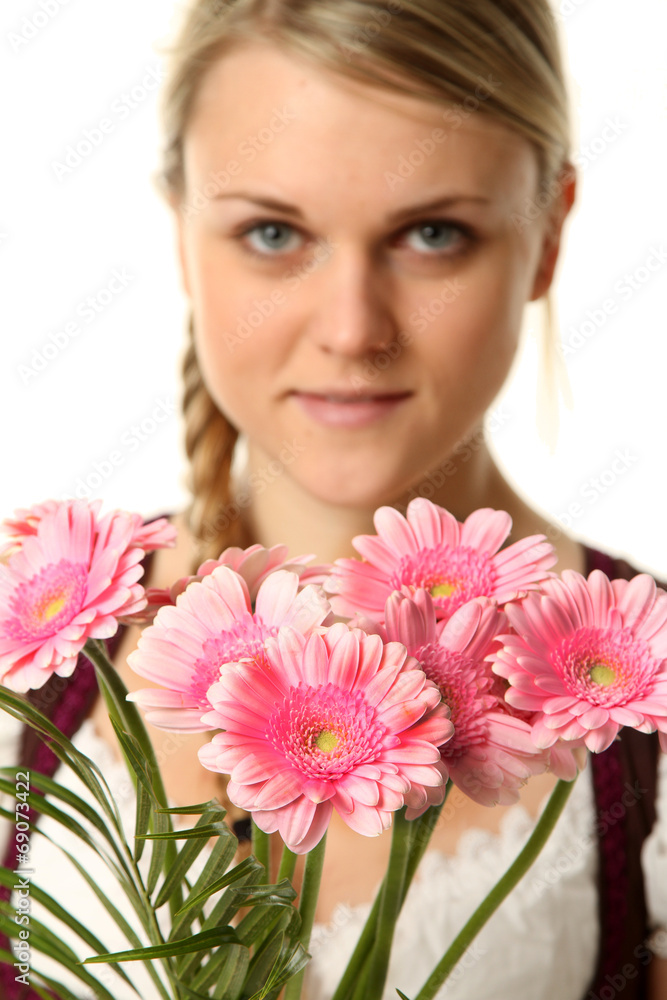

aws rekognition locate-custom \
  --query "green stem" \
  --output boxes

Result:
[251,821,270,884]
[278,844,298,883]
[283,832,328,1000]
[413,779,576,1000]
[330,892,380,1000]
[331,798,447,1000]
[360,808,413,1000]
[402,798,446,898]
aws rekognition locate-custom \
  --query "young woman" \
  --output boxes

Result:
[3,1,666,998]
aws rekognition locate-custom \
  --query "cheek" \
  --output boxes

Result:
[419,260,525,400]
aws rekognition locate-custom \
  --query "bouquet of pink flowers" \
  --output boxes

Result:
[1,497,666,999]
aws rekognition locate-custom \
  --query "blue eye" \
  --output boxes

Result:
[245,222,301,255]
[405,222,464,253]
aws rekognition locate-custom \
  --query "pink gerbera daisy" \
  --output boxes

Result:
[0,501,175,693]
[199,622,454,852]
[385,591,547,809]
[326,499,555,623]
[494,570,667,753]
[0,499,175,556]
[131,542,321,625]
[127,567,332,731]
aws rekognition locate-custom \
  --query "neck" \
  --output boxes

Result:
[236,434,547,566]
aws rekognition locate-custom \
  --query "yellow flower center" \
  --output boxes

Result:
[589,663,616,687]
[431,581,457,598]
[42,594,67,621]
[315,730,339,753]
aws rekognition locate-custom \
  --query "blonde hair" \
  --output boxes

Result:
[156,0,573,561]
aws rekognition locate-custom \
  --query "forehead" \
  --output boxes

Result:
[183,42,539,208]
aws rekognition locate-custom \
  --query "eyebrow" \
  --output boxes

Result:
[210,191,492,221]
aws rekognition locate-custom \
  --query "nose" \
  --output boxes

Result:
[307,244,398,357]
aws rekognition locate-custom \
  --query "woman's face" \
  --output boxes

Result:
[175,43,572,509]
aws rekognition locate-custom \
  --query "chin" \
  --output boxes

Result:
[294,457,426,512]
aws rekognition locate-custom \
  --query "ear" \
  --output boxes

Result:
[529,163,577,302]
[169,193,193,300]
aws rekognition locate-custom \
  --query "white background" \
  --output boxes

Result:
[1,0,666,573]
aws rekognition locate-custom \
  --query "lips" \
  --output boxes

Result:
[290,390,412,429]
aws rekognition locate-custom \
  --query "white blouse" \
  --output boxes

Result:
[1,714,666,1000]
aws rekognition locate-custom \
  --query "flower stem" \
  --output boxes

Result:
[360,808,413,1000]
[412,779,576,1000]
[283,833,328,1000]
[402,798,446,901]
[331,798,447,1000]
[278,844,298,883]
[330,893,380,1000]
[252,821,270,884]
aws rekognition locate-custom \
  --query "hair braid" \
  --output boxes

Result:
[182,314,245,568]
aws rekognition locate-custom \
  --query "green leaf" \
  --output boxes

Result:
[156,800,225,815]
[0,911,118,1000]
[134,778,153,862]
[396,991,412,999]
[0,950,84,1000]
[110,717,158,798]
[0,773,114,850]
[139,822,229,841]
[247,938,311,1000]
[0,691,123,833]
[209,945,251,1000]
[0,777,132,890]
[170,982,219,1000]
[231,880,299,907]
[169,829,238,940]
[146,805,170,898]
[235,900,291,949]
[174,858,265,982]
[56,848,173,999]
[82,927,240,963]
[244,929,285,998]
[190,941,249,996]
[0,769,120,851]
[85,640,165,785]
[175,859,278,917]
[0,870,136,991]
[153,810,228,909]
